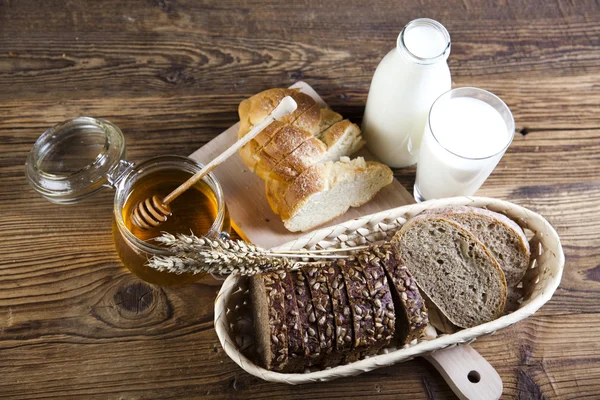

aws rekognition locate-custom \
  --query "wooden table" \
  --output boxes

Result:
[1,1,598,398]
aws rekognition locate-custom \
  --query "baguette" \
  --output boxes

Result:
[275,157,393,232]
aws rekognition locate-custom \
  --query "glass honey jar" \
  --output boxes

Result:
[26,117,230,285]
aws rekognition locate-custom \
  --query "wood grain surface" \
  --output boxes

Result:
[1,0,599,399]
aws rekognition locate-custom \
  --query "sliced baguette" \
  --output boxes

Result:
[258,119,365,182]
[250,272,289,371]
[392,215,507,329]
[423,206,530,286]
[317,107,343,138]
[278,157,393,232]
[320,120,365,163]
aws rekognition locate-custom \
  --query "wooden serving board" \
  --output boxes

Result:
[189,81,414,249]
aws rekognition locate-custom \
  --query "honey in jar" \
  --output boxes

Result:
[112,156,230,286]
[27,118,230,286]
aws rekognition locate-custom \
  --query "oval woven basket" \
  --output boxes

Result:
[214,196,564,384]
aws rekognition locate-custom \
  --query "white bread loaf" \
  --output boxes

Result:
[238,88,365,182]
[270,157,393,232]
[239,88,393,232]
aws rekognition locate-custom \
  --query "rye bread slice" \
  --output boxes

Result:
[322,261,355,365]
[372,244,429,343]
[291,269,322,366]
[356,250,395,354]
[423,206,530,287]
[340,257,377,353]
[250,272,288,371]
[392,215,507,329]
[277,269,305,372]
[303,266,336,358]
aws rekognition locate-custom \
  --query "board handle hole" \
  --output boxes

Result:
[467,370,481,383]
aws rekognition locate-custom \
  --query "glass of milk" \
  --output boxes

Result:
[414,87,515,202]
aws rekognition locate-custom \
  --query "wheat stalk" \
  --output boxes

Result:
[146,233,365,277]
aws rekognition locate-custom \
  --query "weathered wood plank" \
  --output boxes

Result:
[1,0,600,398]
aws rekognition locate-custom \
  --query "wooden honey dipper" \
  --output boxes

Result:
[131,96,298,230]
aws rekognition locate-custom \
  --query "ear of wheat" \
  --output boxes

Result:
[147,233,367,277]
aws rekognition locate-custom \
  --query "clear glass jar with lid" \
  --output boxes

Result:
[26,117,230,285]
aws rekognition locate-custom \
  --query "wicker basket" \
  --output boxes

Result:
[214,196,564,384]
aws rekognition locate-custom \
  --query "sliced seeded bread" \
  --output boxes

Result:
[392,215,507,329]
[250,272,289,371]
[356,251,395,353]
[291,269,322,366]
[277,269,305,372]
[423,206,530,287]
[303,266,336,359]
[323,261,355,365]
[372,244,429,343]
[340,256,377,353]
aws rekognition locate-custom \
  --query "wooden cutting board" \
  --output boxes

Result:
[189,81,414,249]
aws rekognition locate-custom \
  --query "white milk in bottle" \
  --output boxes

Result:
[362,18,451,168]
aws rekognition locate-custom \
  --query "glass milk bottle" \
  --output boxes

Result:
[362,18,451,168]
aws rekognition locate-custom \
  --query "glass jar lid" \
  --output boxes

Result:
[26,117,128,204]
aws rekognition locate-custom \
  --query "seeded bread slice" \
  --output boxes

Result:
[326,262,354,352]
[250,272,288,371]
[303,266,336,359]
[357,249,395,353]
[291,269,322,366]
[423,206,530,287]
[277,269,305,372]
[340,257,376,353]
[392,215,507,329]
[372,244,429,344]
[322,262,355,365]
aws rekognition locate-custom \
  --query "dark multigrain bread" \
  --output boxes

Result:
[303,265,336,359]
[340,256,376,354]
[373,244,429,344]
[291,269,322,366]
[250,272,288,371]
[356,250,395,355]
[392,215,507,329]
[323,261,354,365]
[277,269,305,372]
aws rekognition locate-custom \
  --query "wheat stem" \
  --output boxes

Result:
[145,232,360,276]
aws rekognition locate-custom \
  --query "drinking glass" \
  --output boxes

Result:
[414,87,515,202]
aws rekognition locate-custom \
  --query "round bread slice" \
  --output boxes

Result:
[422,206,530,287]
[392,215,507,329]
